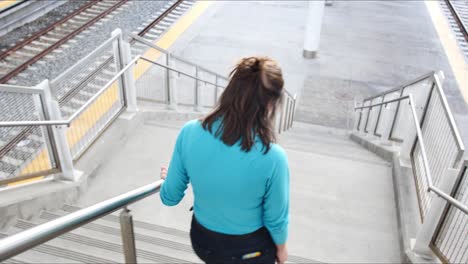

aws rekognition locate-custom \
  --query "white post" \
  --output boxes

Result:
[112,29,138,118]
[167,53,178,110]
[400,100,417,162]
[380,103,397,146]
[121,40,138,114]
[303,0,325,59]
[38,80,76,181]
[412,168,460,258]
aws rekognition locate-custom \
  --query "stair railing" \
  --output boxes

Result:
[0,54,141,185]
[353,71,467,263]
[0,180,164,262]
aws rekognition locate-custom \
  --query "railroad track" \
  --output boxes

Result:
[0,0,195,183]
[0,0,129,84]
[441,0,468,59]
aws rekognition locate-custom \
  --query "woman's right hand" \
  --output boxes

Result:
[160,166,168,180]
[276,244,288,264]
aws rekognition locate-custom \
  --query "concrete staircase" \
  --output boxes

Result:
[1,204,318,263]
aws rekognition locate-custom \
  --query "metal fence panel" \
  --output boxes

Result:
[0,89,57,184]
[412,86,462,219]
[432,165,468,263]
[50,37,123,160]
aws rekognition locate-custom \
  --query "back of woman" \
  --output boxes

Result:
[160,57,290,264]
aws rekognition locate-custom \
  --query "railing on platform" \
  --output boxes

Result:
[353,71,467,262]
[0,28,298,186]
[0,180,164,262]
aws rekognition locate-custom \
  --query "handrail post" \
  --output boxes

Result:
[167,53,178,110]
[214,75,218,106]
[278,98,285,134]
[120,207,137,264]
[33,90,59,172]
[194,66,202,112]
[291,94,297,128]
[112,29,138,117]
[412,169,459,259]
[39,80,76,181]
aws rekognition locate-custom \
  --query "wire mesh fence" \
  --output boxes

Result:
[0,88,56,184]
[432,164,468,264]
[412,85,463,219]
[50,36,123,160]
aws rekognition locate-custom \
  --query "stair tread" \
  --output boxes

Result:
[13,221,192,264]
[0,232,111,263]
[42,210,191,245]
[62,204,189,238]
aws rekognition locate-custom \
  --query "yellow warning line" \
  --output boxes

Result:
[10,1,212,186]
[425,1,468,103]
[133,1,213,80]
[0,0,18,10]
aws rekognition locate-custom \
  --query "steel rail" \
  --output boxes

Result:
[138,0,184,37]
[0,0,128,84]
[0,56,140,128]
[0,180,163,261]
[0,1,97,62]
[445,0,468,43]
[355,95,468,214]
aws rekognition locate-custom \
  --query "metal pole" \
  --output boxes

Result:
[194,66,201,112]
[111,29,127,108]
[303,0,325,58]
[288,97,294,129]
[120,207,137,264]
[412,169,459,259]
[214,75,218,105]
[291,96,297,128]
[165,53,171,105]
[278,99,285,134]
[120,36,138,115]
[39,80,75,181]
[167,54,177,110]
[33,93,58,170]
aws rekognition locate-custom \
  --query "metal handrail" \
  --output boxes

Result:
[355,95,468,214]
[0,180,163,261]
[126,32,228,81]
[362,71,435,101]
[139,56,297,102]
[0,55,141,128]
[140,56,225,88]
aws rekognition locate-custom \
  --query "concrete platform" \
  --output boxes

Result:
[166,0,468,139]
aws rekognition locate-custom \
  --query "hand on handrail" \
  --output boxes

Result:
[160,166,168,180]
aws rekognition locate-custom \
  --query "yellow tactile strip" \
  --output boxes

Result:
[9,1,213,186]
[0,0,18,11]
[425,1,468,103]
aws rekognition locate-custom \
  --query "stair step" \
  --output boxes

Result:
[62,204,188,238]
[0,232,113,263]
[39,211,196,253]
[60,206,319,263]
[43,210,191,245]
[13,221,192,263]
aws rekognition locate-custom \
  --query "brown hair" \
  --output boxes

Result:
[202,56,284,154]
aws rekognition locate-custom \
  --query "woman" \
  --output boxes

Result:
[159,56,290,264]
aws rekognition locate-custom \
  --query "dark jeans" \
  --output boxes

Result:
[190,216,277,264]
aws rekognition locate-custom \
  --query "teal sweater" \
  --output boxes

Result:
[160,119,289,245]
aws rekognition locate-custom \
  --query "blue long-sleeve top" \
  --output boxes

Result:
[160,119,289,245]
